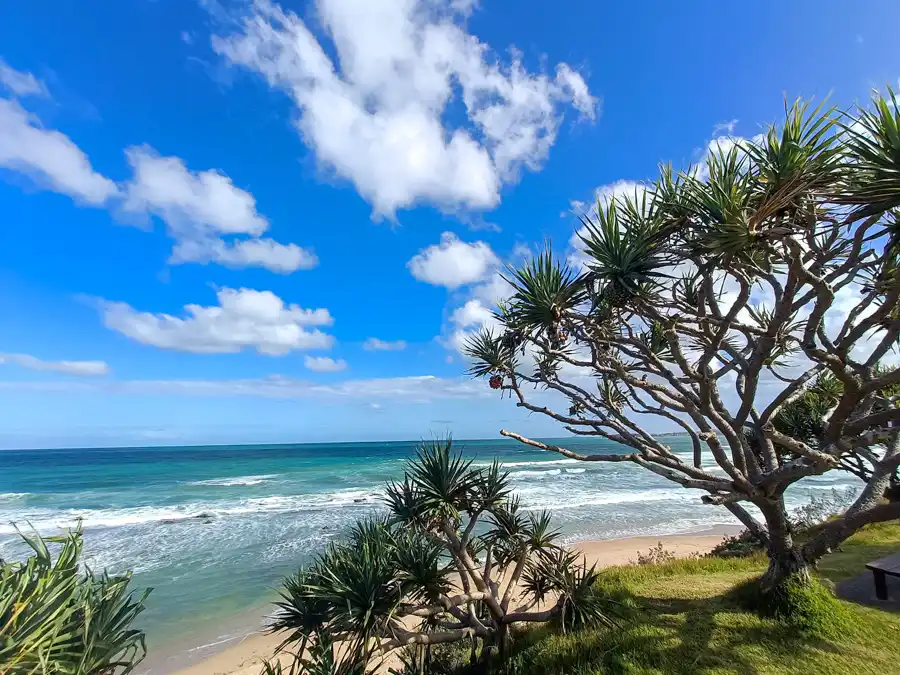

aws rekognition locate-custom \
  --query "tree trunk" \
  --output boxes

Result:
[758,497,811,596]
[497,623,510,662]
[885,472,900,503]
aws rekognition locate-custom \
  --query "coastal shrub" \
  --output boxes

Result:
[0,524,150,675]
[388,643,475,675]
[464,89,900,614]
[266,439,621,674]
[630,542,677,565]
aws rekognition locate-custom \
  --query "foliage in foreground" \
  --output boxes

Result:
[426,522,900,675]
[465,89,900,597]
[0,525,150,675]
[265,439,618,674]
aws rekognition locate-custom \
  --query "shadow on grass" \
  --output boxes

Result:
[504,583,843,675]
[815,540,900,583]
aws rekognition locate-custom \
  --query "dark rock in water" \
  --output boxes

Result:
[160,513,214,525]
[354,498,366,503]
[202,519,213,524]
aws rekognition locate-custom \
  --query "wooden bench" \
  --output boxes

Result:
[866,552,900,600]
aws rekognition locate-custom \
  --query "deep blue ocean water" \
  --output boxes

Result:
[0,437,858,671]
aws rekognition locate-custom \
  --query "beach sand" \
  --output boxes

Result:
[160,526,739,675]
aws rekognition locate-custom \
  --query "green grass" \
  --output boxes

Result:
[496,523,900,675]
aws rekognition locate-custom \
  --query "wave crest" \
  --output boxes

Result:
[186,474,280,487]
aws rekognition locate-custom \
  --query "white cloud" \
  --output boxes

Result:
[451,299,495,329]
[100,287,334,355]
[0,98,118,205]
[446,298,501,353]
[0,353,110,377]
[408,232,499,288]
[120,146,317,273]
[213,0,595,217]
[304,355,348,372]
[122,146,269,236]
[0,100,312,273]
[363,338,407,351]
[0,373,489,401]
[0,59,48,98]
[711,118,738,136]
[171,237,318,273]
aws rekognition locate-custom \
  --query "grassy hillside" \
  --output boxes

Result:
[496,522,900,675]
[415,522,900,675]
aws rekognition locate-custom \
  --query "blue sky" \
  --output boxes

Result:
[0,0,899,449]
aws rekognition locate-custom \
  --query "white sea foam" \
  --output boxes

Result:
[511,469,562,479]
[186,474,280,487]
[0,493,28,502]
[565,469,586,474]
[519,487,699,511]
[0,487,386,535]
[474,458,581,468]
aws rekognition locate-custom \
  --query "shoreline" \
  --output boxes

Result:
[147,525,741,675]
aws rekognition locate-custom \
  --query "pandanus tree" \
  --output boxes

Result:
[266,440,613,674]
[0,524,150,675]
[465,91,900,600]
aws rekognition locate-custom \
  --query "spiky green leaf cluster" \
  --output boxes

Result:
[502,245,588,333]
[577,193,672,305]
[272,440,616,672]
[0,525,150,675]
[838,88,900,219]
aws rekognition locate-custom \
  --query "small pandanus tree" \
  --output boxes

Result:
[465,91,900,603]
[265,440,615,674]
[0,524,150,675]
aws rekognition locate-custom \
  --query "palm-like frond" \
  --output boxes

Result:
[578,194,671,304]
[681,144,761,258]
[299,630,367,675]
[525,548,620,631]
[270,567,330,651]
[745,97,841,223]
[407,439,478,521]
[393,532,452,604]
[0,525,150,675]
[463,329,517,378]
[838,89,900,219]
[309,531,402,639]
[486,496,527,544]
[503,244,587,332]
[384,475,425,527]
[597,377,628,411]
[524,511,560,551]
[471,460,511,512]
[638,321,671,360]
[533,349,562,381]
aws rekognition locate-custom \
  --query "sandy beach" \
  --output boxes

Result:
[158,526,739,675]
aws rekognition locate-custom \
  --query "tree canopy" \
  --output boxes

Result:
[465,91,900,592]
[267,440,614,674]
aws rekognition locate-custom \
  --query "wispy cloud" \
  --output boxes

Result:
[0,353,110,376]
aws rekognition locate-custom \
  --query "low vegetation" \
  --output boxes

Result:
[0,524,150,675]
[411,522,900,675]
[265,439,616,674]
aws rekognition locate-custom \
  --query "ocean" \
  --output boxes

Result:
[0,437,859,672]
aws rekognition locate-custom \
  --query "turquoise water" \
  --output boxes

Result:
[0,437,858,672]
